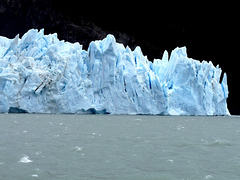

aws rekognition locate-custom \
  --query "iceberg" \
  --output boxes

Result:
[0,29,230,115]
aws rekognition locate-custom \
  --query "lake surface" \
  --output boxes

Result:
[0,114,240,180]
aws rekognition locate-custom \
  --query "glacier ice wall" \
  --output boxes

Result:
[0,29,230,115]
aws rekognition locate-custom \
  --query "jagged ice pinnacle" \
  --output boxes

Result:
[0,29,230,115]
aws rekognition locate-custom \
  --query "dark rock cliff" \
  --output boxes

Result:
[0,0,149,57]
[0,0,192,60]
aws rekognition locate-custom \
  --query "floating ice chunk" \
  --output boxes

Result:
[18,155,33,163]
[31,174,38,178]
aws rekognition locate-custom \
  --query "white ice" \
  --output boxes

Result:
[0,29,230,115]
[18,155,33,163]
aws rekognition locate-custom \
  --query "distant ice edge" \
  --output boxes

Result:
[0,29,230,116]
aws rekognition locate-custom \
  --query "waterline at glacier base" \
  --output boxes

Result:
[0,29,230,115]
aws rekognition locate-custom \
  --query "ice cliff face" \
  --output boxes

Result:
[0,29,230,115]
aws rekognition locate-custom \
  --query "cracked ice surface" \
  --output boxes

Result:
[0,29,230,115]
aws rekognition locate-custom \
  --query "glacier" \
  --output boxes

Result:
[0,29,230,115]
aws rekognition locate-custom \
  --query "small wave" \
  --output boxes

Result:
[74,146,83,152]
[134,118,143,121]
[204,139,232,147]
[204,175,214,179]
[176,125,184,130]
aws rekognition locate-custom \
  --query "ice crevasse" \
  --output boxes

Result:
[0,29,230,115]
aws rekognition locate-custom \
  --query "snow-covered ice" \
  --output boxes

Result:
[0,29,230,115]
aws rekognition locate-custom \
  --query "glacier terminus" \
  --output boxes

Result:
[0,29,230,115]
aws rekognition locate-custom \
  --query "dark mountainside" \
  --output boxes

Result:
[0,0,238,114]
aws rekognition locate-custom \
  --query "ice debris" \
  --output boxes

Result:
[0,29,230,115]
[18,155,33,163]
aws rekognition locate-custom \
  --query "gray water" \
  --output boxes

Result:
[0,114,240,180]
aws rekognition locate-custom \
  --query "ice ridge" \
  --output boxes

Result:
[0,29,230,115]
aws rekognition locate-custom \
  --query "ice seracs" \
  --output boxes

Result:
[0,29,230,115]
